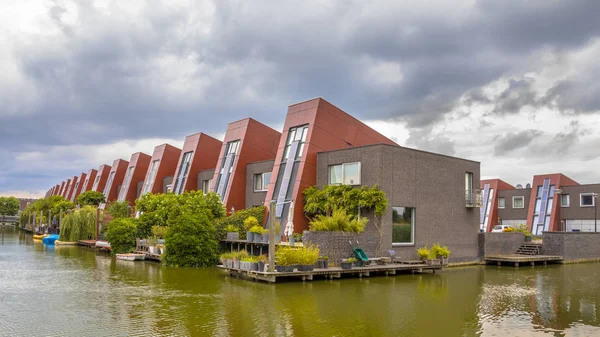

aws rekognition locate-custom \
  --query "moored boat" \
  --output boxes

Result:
[42,234,59,245]
[32,234,47,240]
[116,253,146,261]
[55,240,78,246]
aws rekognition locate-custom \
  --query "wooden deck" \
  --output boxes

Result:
[218,263,442,283]
[484,254,563,267]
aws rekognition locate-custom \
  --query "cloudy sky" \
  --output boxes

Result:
[2,0,600,198]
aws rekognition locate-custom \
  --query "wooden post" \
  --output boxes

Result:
[39,210,43,232]
[32,213,36,232]
[95,208,100,241]
[268,201,276,273]
[59,210,63,228]
[48,210,51,232]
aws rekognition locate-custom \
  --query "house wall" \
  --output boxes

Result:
[162,176,173,193]
[527,174,579,234]
[62,179,72,198]
[70,172,87,202]
[265,98,397,233]
[246,160,275,209]
[197,169,215,192]
[212,118,280,212]
[81,169,98,193]
[92,164,111,194]
[143,144,181,195]
[173,133,222,193]
[104,159,129,203]
[316,144,481,263]
[120,152,151,205]
[497,188,530,223]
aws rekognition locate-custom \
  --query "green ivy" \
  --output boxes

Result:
[303,184,388,219]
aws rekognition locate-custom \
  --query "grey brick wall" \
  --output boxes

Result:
[541,232,600,261]
[303,230,378,265]
[477,233,525,258]
[245,160,274,209]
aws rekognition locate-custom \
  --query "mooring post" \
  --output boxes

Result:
[268,201,276,273]
[95,208,100,241]
[59,210,63,228]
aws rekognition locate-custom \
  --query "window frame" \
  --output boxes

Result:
[512,196,525,209]
[328,162,362,186]
[253,172,271,192]
[498,197,506,209]
[201,179,213,194]
[580,193,595,207]
[561,194,570,207]
[392,206,416,246]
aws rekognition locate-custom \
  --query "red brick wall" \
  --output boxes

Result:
[173,133,222,193]
[93,164,112,194]
[106,159,129,203]
[145,143,181,194]
[121,152,151,205]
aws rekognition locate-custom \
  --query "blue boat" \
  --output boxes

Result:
[42,234,60,245]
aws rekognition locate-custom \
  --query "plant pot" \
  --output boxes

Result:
[275,265,286,272]
[341,262,352,270]
[262,234,269,243]
[249,262,258,271]
[258,261,265,271]
[322,260,329,269]
[317,260,323,269]
[246,231,254,242]
[253,234,262,243]
[289,237,295,247]
[233,259,240,269]
[226,232,239,241]
[440,257,449,266]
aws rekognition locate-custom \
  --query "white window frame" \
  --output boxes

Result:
[512,196,525,209]
[580,193,595,207]
[253,172,271,192]
[328,162,361,186]
[561,194,570,207]
[498,197,506,209]
[201,179,212,194]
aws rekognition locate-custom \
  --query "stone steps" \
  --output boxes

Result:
[516,244,541,256]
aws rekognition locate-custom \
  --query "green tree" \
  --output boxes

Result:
[107,201,130,219]
[59,206,100,242]
[0,196,20,224]
[52,200,75,216]
[164,211,219,267]
[75,191,106,206]
[106,218,138,254]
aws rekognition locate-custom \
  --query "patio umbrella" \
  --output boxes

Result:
[284,202,294,238]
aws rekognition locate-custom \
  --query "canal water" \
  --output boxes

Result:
[1,228,599,337]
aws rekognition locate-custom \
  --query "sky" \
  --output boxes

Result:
[2,0,600,198]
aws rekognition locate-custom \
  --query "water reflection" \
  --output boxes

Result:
[1,229,600,337]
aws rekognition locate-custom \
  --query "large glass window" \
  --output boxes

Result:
[392,207,415,245]
[142,160,160,195]
[465,172,474,204]
[328,162,361,185]
[561,194,570,207]
[173,151,193,195]
[118,167,135,201]
[92,175,101,191]
[498,197,505,209]
[254,172,271,192]
[103,172,115,198]
[580,193,595,207]
[532,179,553,235]
[282,125,308,161]
[513,196,524,208]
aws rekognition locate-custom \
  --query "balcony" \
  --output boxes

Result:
[466,189,482,208]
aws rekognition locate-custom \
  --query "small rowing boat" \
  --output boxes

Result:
[32,234,47,240]
[116,253,146,261]
[55,240,78,246]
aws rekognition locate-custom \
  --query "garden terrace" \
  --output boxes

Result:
[218,262,442,283]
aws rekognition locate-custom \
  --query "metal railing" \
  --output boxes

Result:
[465,189,482,207]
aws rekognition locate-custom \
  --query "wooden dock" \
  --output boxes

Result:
[219,263,442,283]
[484,254,563,267]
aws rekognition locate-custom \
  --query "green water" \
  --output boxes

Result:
[1,228,599,337]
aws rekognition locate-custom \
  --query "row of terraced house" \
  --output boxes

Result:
[43,98,599,263]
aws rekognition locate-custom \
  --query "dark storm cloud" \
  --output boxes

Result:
[2,0,600,193]
[493,130,544,156]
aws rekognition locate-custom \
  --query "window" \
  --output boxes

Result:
[118,167,135,201]
[580,193,596,207]
[282,125,308,161]
[512,196,524,208]
[465,172,474,203]
[201,179,212,194]
[214,140,240,198]
[227,140,240,155]
[173,151,193,195]
[82,178,89,189]
[253,173,271,192]
[498,197,505,209]
[532,179,553,235]
[103,172,115,198]
[328,162,361,185]
[92,176,101,191]
[392,207,415,245]
[561,194,570,207]
[142,160,160,195]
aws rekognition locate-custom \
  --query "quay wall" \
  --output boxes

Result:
[541,232,600,262]
[477,233,525,259]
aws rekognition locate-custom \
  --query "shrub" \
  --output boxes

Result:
[250,225,264,234]
[108,201,130,219]
[243,216,260,230]
[417,246,429,260]
[241,256,258,263]
[106,218,138,254]
[214,206,266,240]
[152,225,168,239]
[308,209,368,233]
[346,257,357,263]
[60,206,100,242]
[514,223,532,237]
[275,245,320,266]
[164,211,219,267]
[224,224,237,232]
[75,191,106,206]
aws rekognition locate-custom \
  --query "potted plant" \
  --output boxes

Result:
[341,258,356,270]
[241,256,258,271]
[225,224,239,241]
[317,256,329,269]
[147,236,158,255]
[250,225,264,243]
[244,216,260,242]
[514,224,533,242]
[261,228,269,243]
[417,246,429,261]
[233,250,247,270]
[257,254,267,271]
[426,245,442,266]
[220,252,234,268]
[152,225,167,255]
[292,232,303,243]
[431,243,450,266]
[288,233,296,247]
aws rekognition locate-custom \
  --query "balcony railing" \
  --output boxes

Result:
[466,189,482,207]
